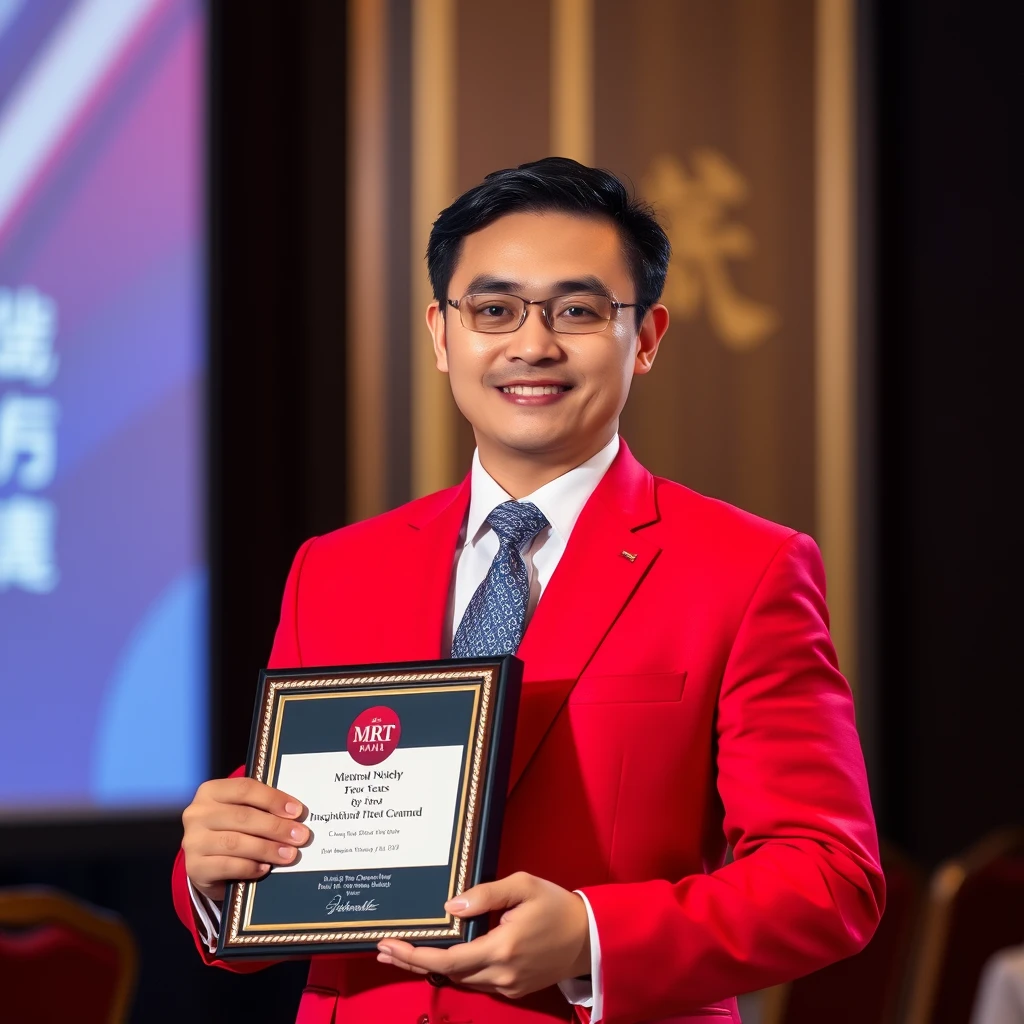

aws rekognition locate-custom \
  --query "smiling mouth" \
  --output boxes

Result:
[499,384,571,395]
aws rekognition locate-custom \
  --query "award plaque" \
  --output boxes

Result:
[216,656,522,959]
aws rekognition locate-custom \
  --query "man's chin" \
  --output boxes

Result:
[486,429,581,459]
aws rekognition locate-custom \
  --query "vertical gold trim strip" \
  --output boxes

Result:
[347,0,388,521]
[411,0,456,498]
[551,0,594,162]
[815,0,857,688]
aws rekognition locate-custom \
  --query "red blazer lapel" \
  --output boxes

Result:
[400,475,472,660]
[507,440,661,793]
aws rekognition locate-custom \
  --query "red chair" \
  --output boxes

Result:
[904,829,1024,1024]
[763,841,924,1024]
[0,887,137,1024]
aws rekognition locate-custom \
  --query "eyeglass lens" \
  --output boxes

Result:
[458,292,615,334]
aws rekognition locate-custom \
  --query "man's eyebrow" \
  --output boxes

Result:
[550,276,613,298]
[463,275,522,294]
[460,274,613,297]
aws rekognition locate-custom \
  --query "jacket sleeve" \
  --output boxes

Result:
[170,537,318,970]
[578,532,885,1024]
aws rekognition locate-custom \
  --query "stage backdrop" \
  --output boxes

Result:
[0,0,207,814]
[345,0,863,707]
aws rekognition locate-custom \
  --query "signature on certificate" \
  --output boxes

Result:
[326,894,380,915]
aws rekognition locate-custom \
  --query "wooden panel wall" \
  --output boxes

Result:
[595,0,817,536]
[346,0,858,687]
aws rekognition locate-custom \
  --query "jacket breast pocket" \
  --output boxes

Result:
[568,670,687,705]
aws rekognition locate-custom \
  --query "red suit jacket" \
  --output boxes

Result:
[172,441,884,1024]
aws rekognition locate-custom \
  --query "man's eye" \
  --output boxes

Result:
[482,305,510,317]
[558,304,602,321]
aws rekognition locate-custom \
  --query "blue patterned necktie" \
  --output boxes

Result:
[451,501,550,658]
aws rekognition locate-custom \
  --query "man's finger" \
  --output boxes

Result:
[377,934,497,977]
[197,777,305,819]
[202,805,310,847]
[376,952,430,976]
[444,872,534,917]
[190,830,304,867]
[376,950,511,997]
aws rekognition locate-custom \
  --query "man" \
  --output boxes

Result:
[173,157,884,1024]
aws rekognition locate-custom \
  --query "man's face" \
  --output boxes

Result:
[427,211,667,466]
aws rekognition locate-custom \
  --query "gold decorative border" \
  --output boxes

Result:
[222,667,496,949]
[241,684,481,932]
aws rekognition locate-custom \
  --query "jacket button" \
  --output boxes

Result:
[416,1016,430,1024]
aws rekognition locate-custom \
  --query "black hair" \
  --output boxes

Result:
[426,156,671,327]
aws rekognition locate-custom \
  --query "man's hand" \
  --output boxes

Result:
[376,872,591,1000]
[181,777,308,902]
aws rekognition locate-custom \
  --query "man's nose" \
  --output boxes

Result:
[502,305,564,362]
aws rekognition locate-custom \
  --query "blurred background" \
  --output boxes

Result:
[0,0,1019,1021]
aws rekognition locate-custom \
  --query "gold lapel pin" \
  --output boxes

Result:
[621,550,638,562]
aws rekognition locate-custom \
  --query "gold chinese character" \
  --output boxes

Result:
[644,150,779,351]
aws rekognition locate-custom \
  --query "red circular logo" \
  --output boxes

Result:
[346,706,401,766]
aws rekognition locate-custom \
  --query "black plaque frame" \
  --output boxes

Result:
[216,656,522,959]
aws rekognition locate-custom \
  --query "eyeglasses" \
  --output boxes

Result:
[445,292,638,335]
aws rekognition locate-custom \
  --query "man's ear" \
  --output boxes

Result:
[634,303,670,375]
[426,300,449,373]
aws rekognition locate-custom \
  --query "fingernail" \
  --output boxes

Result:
[445,897,469,911]
[284,801,301,816]
[278,846,294,859]
[290,826,306,841]
[258,863,271,872]
[377,953,392,964]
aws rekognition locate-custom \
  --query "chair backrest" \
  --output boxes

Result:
[0,887,138,1024]
[763,841,924,1024]
[904,829,1024,1024]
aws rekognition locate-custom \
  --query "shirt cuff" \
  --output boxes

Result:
[187,876,223,953]
[556,890,603,1022]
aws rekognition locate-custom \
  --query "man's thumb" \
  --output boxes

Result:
[444,874,529,916]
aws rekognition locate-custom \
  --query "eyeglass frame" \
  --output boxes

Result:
[444,291,641,335]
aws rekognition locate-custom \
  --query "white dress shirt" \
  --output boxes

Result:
[190,433,620,1021]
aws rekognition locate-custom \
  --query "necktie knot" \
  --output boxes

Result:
[451,500,548,659]
[485,501,549,550]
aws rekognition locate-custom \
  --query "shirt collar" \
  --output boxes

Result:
[466,434,621,547]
